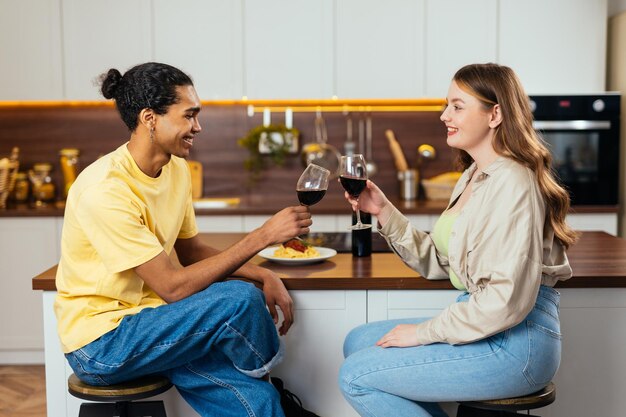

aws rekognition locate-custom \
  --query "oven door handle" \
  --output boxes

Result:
[533,120,611,130]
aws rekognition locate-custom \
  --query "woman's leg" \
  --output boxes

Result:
[341,318,448,417]
[339,287,562,417]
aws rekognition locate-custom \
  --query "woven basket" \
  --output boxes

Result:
[0,147,20,208]
[422,179,455,201]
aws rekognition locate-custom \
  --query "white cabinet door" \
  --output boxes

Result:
[243,0,334,99]
[272,290,366,417]
[0,218,59,363]
[424,0,497,97]
[405,214,436,231]
[0,0,64,100]
[195,215,244,232]
[539,288,626,417]
[368,289,458,322]
[566,213,618,235]
[335,0,425,98]
[153,0,243,100]
[499,0,607,94]
[62,0,152,100]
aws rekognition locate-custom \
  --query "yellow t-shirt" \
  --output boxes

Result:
[54,143,198,353]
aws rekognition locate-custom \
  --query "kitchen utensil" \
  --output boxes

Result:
[385,129,409,171]
[364,113,377,177]
[344,112,355,156]
[300,111,341,178]
[187,160,203,199]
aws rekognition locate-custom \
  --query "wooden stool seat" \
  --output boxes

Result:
[457,382,556,416]
[68,373,173,417]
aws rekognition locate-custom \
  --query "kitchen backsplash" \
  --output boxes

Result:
[0,104,456,203]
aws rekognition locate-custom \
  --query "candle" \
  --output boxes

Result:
[285,107,293,129]
[263,108,271,127]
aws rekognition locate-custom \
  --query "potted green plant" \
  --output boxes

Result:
[238,124,299,183]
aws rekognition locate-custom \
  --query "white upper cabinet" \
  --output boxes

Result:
[153,0,243,100]
[0,0,611,100]
[243,0,334,99]
[62,0,152,100]
[0,0,64,100]
[335,0,425,98]
[499,0,607,94]
[424,0,498,97]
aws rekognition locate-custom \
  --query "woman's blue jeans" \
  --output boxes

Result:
[65,280,285,417]
[339,285,562,417]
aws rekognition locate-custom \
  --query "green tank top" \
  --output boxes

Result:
[431,212,466,291]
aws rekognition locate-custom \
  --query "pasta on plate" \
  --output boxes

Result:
[273,244,320,259]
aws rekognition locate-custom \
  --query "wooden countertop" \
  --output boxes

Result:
[2,196,619,217]
[32,231,626,291]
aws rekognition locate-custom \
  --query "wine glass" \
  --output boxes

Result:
[296,163,330,206]
[339,154,371,230]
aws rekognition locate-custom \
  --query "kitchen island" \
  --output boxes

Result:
[32,231,626,417]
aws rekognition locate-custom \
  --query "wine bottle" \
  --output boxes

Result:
[352,211,372,257]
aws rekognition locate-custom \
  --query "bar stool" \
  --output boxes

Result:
[456,382,556,416]
[68,373,173,417]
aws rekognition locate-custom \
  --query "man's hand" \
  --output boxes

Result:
[260,206,312,246]
[376,324,421,348]
[259,269,294,336]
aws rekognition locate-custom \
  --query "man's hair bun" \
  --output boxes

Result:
[100,69,123,99]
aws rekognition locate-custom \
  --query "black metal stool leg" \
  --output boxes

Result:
[78,402,118,417]
[127,401,168,417]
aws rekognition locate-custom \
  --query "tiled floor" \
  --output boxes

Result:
[0,366,46,417]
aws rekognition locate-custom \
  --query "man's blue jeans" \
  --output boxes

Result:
[339,285,562,417]
[65,280,285,417]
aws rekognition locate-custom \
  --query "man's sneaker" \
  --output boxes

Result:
[271,377,321,417]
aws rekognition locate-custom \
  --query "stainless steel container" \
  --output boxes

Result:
[398,169,418,200]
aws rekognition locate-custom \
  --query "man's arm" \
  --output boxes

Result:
[135,205,309,302]
[174,234,295,335]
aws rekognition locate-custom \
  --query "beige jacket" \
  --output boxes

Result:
[379,156,572,345]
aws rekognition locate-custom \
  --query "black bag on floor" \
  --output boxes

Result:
[271,377,321,417]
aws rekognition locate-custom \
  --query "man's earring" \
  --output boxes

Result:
[149,127,155,144]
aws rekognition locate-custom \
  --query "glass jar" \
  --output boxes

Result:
[29,163,56,207]
[11,172,29,203]
[59,148,80,198]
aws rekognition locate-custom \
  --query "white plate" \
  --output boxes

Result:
[257,246,337,265]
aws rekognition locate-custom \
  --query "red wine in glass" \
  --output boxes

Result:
[339,154,371,230]
[296,164,330,208]
[339,176,366,198]
[297,189,327,206]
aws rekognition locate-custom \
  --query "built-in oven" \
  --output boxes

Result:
[530,94,621,206]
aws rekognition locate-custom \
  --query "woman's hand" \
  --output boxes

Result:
[259,269,294,336]
[376,324,421,348]
[344,180,394,226]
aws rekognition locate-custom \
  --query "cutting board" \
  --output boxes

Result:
[187,160,203,199]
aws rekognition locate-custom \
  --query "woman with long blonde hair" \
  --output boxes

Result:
[339,63,576,417]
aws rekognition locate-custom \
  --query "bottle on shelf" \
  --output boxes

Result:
[59,148,80,199]
[29,163,56,207]
[11,172,29,203]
